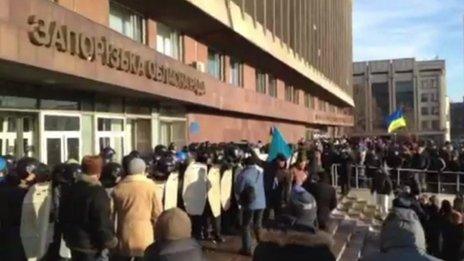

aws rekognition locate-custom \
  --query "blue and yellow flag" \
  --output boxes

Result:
[386,109,407,133]
[267,127,293,162]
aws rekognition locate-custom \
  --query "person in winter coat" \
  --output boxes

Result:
[424,195,442,257]
[61,155,117,261]
[441,210,464,261]
[20,163,54,261]
[290,152,308,187]
[362,205,440,261]
[0,157,39,261]
[235,156,266,256]
[304,170,337,230]
[111,158,163,261]
[253,186,335,261]
[338,145,353,195]
[144,208,202,261]
[252,150,288,225]
[371,168,393,216]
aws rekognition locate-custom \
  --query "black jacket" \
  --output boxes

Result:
[253,223,335,261]
[0,180,28,260]
[61,175,117,253]
[441,222,464,261]
[371,171,393,195]
[144,238,203,261]
[305,181,337,229]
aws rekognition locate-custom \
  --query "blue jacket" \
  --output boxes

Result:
[235,165,266,210]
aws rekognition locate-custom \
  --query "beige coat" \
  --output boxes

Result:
[112,174,163,257]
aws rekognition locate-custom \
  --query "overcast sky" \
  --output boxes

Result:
[353,0,464,102]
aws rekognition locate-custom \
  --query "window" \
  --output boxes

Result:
[255,70,267,94]
[207,49,223,80]
[371,82,390,130]
[156,22,181,60]
[96,117,125,161]
[422,121,430,130]
[318,99,326,111]
[431,106,439,115]
[45,116,80,131]
[292,88,299,104]
[431,92,439,102]
[395,81,415,130]
[421,93,428,103]
[268,75,277,97]
[304,92,311,108]
[432,120,440,130]
[109,1,144,43]
[284,85,293,102]
[421,107,429,115]
[329,104,336,113]
[229,58,243,87]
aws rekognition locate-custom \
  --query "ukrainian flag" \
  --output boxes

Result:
[386,109,407,133]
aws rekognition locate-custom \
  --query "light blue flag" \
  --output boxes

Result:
[267,127,293,162]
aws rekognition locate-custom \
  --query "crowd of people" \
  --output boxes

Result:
[0,137,463,261]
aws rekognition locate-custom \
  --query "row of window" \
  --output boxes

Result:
[421,92,439,103]
[421,120,441,131]
[421,106,440,116]
[107,1,344,113]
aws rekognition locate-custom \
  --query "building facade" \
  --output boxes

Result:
[353,58,450,142]
[451,97,464,142]
[0,0,353,165]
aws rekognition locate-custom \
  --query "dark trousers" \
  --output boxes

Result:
[202,203,221,238]
[71,250,108,261]
[241,209,264,252]
[110,255,143,261]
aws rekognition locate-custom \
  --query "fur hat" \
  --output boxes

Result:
[81,156,103,176]
[155,208,191,241]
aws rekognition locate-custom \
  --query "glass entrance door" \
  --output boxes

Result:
[42,114,81,166]
[127,118,151,155]
[159,119,186,148]
[0,112,37,157]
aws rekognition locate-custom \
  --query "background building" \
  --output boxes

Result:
[451,97,464,142]
[352,58,450,142]
[0,0,353,165]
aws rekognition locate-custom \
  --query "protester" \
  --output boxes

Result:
[290,152,308,187]
[253,186,335,261]
[144,208,202,261]
[304,170,337,230]
[362,201,440,261]
[441,210,464,261]
[235,156,266,256]
[424,195,441,257]
[61,155,117,261]
[112,158,163,261]
[20,163,53,261]
[0,157,38,260]
[371,168,393,216]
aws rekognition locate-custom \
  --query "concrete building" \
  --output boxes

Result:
[353,58,449,142]
[451,97,464,142]
[0,0,353,165]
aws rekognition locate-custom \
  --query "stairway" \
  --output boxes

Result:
[203,192,382,260]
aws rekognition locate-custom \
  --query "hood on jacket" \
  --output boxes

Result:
[380,207,426,252]
[258,228,334,250]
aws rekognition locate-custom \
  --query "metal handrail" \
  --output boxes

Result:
[330,163,464,193]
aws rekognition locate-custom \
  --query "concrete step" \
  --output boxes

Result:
[360,229,381,259]
[333,219,357,260]
[327,216,344,236]
[339,225,369,261]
